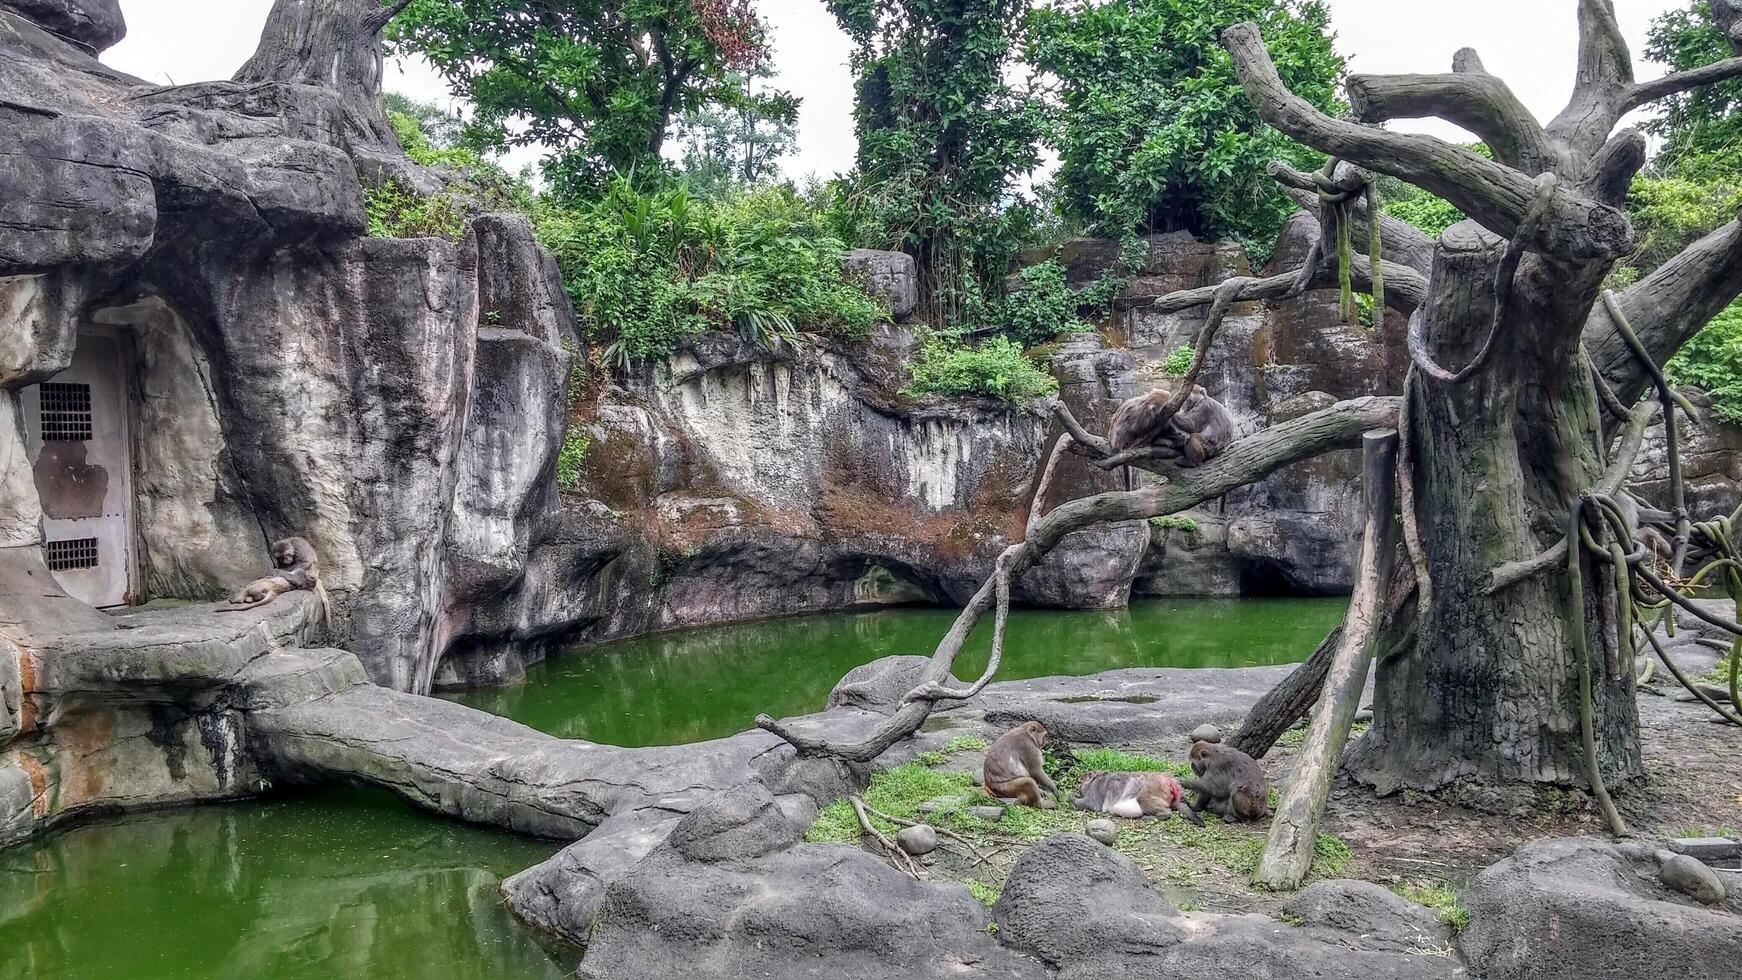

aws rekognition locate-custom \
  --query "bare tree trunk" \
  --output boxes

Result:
[1226,626,1341,759]
[1254,429,1396,890]
[235,0,410,152]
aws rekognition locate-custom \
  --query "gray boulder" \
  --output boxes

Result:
[898,824,939,855]
[3,0,125,52]
[1460,836,1742,980]
[1282,879,1451,954]
[843,248,918,318]
[1659,853,1727,905]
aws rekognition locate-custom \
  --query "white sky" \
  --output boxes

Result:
[103,0,1689,183]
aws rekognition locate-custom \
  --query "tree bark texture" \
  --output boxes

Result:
[235,0,409,152]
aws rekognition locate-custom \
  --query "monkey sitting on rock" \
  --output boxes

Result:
[221,535,330,625]
[1072,770,1204,826]
[982,721,1061,809]
[1108,384,1237,467]
[1181,740,1269,822]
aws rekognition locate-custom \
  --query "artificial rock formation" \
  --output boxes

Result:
[0,0,572,694]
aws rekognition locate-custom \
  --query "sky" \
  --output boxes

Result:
[102,0,1691,184]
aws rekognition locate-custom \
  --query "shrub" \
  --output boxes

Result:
[555,431,591,493]
[998,260,1088,345]
[363,180,467,241]
[1161,345,1195,376]
[905,335,1058,404]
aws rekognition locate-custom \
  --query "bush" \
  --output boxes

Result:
[905,335,1058,404]
[363,180,467,241]
[1161,345,1195,376]
[1666,299,1742,424]
[998,260,1088,345]
[534,178,885,364]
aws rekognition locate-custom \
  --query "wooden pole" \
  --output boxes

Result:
[1252,428,1398,891]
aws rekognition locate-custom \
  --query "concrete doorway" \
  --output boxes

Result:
[22,328,136,607]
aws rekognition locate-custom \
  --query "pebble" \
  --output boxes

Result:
[1189,724,1223,744]
[1660,853,1728,905]
[1085,819,1119,846]
[964,805,1006,823]
[896,824,938,856]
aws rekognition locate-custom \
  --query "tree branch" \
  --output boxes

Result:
[1345,70,1554,174]
[1622,56,1742,112]
[756,397,1401,762]
[365,0,414,33]
[1222,21,1633,261]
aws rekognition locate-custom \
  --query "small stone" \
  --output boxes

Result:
[897,824,938,856]
[1085,819,1118,846]
[1189,724,1222,744]
[1660,853,1728,905]
[970,766,983,786]
[964,806,1006,822]
[1353,707,1374,724]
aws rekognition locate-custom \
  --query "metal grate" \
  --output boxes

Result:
[45,537,99,571]
[39,382,93,441]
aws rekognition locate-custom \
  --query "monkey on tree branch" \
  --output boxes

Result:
[761,3,1742,810]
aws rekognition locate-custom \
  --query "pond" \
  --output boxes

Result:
[1,598,1341,978]
[0,787,576,979]
[445,597,1346,746]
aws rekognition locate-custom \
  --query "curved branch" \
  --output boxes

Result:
[1345,70,1553,174]
[756,397,1401,761]
[1223,22,1633,261]
[1623,56,1742,112]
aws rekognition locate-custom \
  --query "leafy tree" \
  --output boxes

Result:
[905,334,1058,403]
[1025,0,1343,259]
[1644,1,1742,181]
[673,67,800,195]
[826,0,1047,319]
[386,0,774,193]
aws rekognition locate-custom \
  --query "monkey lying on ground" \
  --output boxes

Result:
[1108,385,1237,467]
[982,721,1061,809]
[1072,770,1204,826]
[221,535,331,625]
[1181,740,1269,822]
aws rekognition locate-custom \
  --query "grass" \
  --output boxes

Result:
[1700,648,1739,688]
[1276,720,1368,748]
[1149,514,1199,533]
[1392,882,1471,932]
[967,881,1001,907]
[1672,825,1742,839]
[808,746,1351,887]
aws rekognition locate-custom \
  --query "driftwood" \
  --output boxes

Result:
[1253,429,1398,891]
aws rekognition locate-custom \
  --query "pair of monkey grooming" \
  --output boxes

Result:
[219,535,330,625]
[1108,384,1237,467]
[981,722,1268,826]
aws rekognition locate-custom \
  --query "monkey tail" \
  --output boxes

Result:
[1174,798,1205,828]
[314,581,332,628]
[218,595,274,612]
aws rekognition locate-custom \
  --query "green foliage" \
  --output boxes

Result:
[363,179,467,241]
[824,0,1046,319]
[967,881,1002,907]
[1161,345,1195,376]
[1376,145,1487,236]
[1393,882,1470,932]
[806,764,975,843]
[555,431,592,493]
[1149,514,1198,532]
[905,335,1059,404]
[1025,0,1344,259]
[1666,300,1742,423]
[387,0,787,192]
[998,260,1088,344]
[944,734,989,753]
[1623,174,1742,275]
[674,67,800,197]
[533,178,883,363]
[1645,3,1742,183]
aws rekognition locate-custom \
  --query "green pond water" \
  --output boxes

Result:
[1,598,1341,978]
[445,597,1346,747]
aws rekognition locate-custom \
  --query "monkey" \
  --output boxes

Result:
[221,536,331,625]
[1612,491,1675,564]
[1071,770,1204,826]
[981,721,1061,809]
[1108,385,1237,467]
[1180,740,1269,822]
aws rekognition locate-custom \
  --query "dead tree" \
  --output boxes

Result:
[234,0,412,152]
[763,3,1742,802]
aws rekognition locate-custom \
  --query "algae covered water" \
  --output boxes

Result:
[447,597,1346,746]
[0,788,576,979]
[2,599,1340,978]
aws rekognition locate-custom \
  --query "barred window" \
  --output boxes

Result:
[39,383,93,441]
[45,537,99,571]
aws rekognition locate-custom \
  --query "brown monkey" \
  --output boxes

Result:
[982,721,1061,809]
[1108,385,1237,466]
[1614,492,1674,564]
[1181,740,1269,822]
[222,536,331,625]
[1072,770,1204,826]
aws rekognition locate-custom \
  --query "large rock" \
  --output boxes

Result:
[1460,836,1742,980]
[1282,879,1451,954]
[3,0,124,52]
[843,248,919,319]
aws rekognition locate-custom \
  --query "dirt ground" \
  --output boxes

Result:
[897,686,1742,920]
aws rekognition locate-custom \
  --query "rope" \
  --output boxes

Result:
[1601,290,1696,575]
[1565,500,1630,837]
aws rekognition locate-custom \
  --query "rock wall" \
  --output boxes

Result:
[0,2,572,694]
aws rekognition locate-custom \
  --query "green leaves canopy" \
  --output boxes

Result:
[1025,0,1343,259]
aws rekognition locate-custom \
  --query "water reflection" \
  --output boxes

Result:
[446,598,1345,747]
[0,789,575,980]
